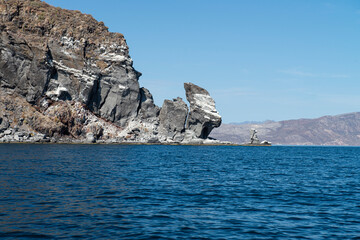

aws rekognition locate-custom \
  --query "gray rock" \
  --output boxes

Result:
[0,34,51,104]
[173,133,185,143]
[138,87,160,119]
[184,83,221,139]
[182,129,197,142]
[32,133,47,142]
[0,1,143,127]
[105,138,118,144]
[14,134,21,141]
[132,128,141,134]
[15,132,24,138]
[3,129,12,135]
[147,137,160,143]
[87,67,141,127]
[159,97,188,141]
[40,138,51,143]
[0,1,227,145]
[1,135,11,142]
[86,133,96,143]
[13,131,28,141]
[0,117,10,131]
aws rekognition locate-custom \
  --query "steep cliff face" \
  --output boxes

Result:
[184,83,221,139]
[0,0,140,127]
[0,0,223,144]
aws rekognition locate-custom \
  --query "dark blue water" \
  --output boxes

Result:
[1,144,360,239]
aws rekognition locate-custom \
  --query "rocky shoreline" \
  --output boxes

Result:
[0,126,235,145]
[0,0,231,145]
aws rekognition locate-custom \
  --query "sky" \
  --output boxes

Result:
[45,0,360,123]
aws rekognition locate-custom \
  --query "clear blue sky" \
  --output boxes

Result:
[45,0,360,123]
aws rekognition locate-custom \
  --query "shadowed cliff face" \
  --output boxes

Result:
[0,0,140,127]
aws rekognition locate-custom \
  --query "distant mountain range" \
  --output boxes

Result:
[227,120,275,125]
[210,112,360,145]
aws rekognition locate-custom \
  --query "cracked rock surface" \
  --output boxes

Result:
[0,0,226,145]
[158,97,188,142]
[184,83,222,139]
[0,0,140,127]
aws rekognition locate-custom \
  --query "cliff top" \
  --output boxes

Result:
[0,0,126,49]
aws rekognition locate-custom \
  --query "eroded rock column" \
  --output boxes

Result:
[184,82,221,139]
[158,97,188,142]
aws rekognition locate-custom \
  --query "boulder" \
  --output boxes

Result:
[184,83,221,139]
[32,133,47,142]
[159,97,188,141]
[3,129,12,135]
[86,133,96,143]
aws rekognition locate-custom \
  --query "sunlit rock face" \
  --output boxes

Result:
[0,0,226,144]
[0,0,140,127]
[184,83,221,139]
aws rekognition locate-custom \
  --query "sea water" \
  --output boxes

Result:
[1,144,360,239]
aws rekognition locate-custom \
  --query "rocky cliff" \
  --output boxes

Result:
[0,0,223,144]
[210,112,360,146]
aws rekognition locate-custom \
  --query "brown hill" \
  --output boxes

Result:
[210,112,360,145]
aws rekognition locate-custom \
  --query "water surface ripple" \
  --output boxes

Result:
[1,144,360,239]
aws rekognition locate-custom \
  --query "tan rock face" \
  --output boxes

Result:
[0,89,65,137]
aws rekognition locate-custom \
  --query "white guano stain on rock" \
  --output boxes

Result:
[45,86,68,98]
[193,93,221,119]
[53,60,97,82]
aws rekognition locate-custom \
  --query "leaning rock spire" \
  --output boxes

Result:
[184,82,222,139]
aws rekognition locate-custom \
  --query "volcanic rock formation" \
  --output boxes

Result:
[0,0,224,144]
[0,0,140,127]
[158,97,188,142]
[184,82,221,139]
